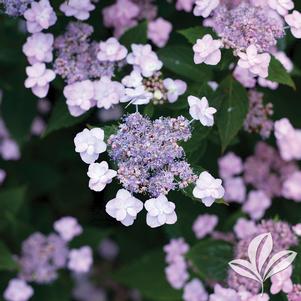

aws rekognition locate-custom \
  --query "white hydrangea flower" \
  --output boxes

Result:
[193,34,222,66]
[105,189,143,226]
[60,0,95,21]
[4,279,33,301]
[188,96,217,126]
[122,70,143,88]
[144,195,177,228]
[74,128,107,164]
[163,78,187,103]
[93,77,125,110]
[238,45,271,78]
[87,161,117,192]
[268,0,294,16]
[68,246,93,273]
[193,171,225,207]
[127,44,163,77]
[193,0,219,18]
[53,216,83,242]
[97,37,128,62]
[63,80,95,117]
[285,10,301,38]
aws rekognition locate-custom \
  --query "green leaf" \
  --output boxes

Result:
[0,241,18,271]
[43,98,90,137]
[267,56,295,89]
[0,186,26,218]
[158,45,213,82]
[178,26,214,44]
[119,21,147,48]
[70,227,112,250]
[187,239,233,282]
[103,124,118,140]
[114,249,181,301]
[1,85,37,144]
[215,76,249,152]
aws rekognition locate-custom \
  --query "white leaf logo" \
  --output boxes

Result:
[229,232,297,294]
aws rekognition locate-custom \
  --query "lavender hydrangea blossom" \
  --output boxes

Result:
[0,0,33,16]
[108,112,197,197]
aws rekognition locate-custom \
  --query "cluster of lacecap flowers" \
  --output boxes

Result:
[164,215,301,301]
[218,117,301,220]
[73,93,225,227]
[189,0,301,84]
[3,217,93,301]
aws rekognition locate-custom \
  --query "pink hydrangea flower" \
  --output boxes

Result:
[183,279,208,301]
[0,138,21,160]
[102,0,140,37]
[218,152,243,179]
[163,78,187,103]
[268,0,294,16]
[97,37,128,62]
[258,77,279,90]
[224,177,246,203]
[233,66,256,88]
[87,161,117,192]
[4,279,33,301]
[238,45,271,78]
[165,258,189,289]
[60,0,95,21]
[54,216,83,242]
[188,96,217,126]
[68,246,93,273]
[282,171,301,202]
[24,0,57,33]
[64,80,95,117]
[193,34,222,65]
[293,224,301,236]
[285,11,301,38]
[243,190,271,220]
[22,33,54,64]
[246,293,270,301]
[193,0,220,18]
[25,63,55,98]
[0,169,6,185]
[192,214,218,239]
[164,238,189,264]
[176,0,195,12]
[31,117,46,136]
[274,118,301,161]
[93,77,125,110]
[274,51,294,72]
[98,238,119,260]
[148,18,172,48]
[234,218,257,239]
[209,284,241,301]
[127,44,163,77]
[270,266,293,294]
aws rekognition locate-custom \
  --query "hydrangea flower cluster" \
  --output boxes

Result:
[191,0,301,80]
[0,118,20,161]
[218,139,301,221]
[74,97,222,227]
[20,0,57,98]
[108,113,195,197]
[3,217,93,301]
[164,216,300,301]
[244,90,274,138]
[0,0,33,16]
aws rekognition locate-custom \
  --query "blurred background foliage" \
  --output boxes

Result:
[1,0,301,300]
